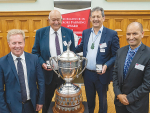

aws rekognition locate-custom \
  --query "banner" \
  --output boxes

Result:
[54,0,91,46]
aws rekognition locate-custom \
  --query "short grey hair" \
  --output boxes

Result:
[7,29,25,42]
[91,7,105,17]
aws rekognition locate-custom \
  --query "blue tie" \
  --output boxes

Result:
[123,51,135,79]
[55,32,61,55]
[16,58,27,102]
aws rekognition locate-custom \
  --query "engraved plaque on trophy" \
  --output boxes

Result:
[50,44,87,113]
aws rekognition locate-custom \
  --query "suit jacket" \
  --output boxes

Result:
[0,52,45,113]
[75,27,120,84]
[32,26,75,85]
[113,44,150,113]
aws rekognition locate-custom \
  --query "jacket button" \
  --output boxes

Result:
[18,91,21,93]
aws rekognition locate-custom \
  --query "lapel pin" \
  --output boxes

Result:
[63,36,66,38]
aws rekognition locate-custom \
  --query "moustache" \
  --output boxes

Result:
[93,20,99,23]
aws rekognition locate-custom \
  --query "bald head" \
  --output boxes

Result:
[48,10,62,19]
[127,22,143,33]
[126,22,144,50]
[48,10,62,31]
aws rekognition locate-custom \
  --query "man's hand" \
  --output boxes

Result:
[36,104,43,111]
[98,65,107,75]
[117,94,129,105]
[42,63,52,71]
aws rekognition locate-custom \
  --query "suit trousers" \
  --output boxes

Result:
[84,69,108,113]
[22,100,37,113]
[42,71,65,113]
[115,105,131,113]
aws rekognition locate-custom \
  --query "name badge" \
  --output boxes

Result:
[100,49,105,52]
[135,63,145,71]
[96,64,102,73]
[63,41,67,46]
[100,43,107,48]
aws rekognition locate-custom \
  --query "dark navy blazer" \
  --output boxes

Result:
[0,52,45,113]
[32,26,75,85]
[75,27,120,84]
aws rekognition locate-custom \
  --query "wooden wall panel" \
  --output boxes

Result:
[114,18,124,32]
[32,19,43,33]
[5,19,15,32]
[103,18,110,28]
[0,10,150,58]
[18,19,29,33]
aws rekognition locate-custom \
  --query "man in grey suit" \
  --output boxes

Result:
[113,22,150,113]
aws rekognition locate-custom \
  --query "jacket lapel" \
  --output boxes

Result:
[61,27,68,51]
[43,26,51,57]
[100,26,106,44]
[85,28,92,53]
[120,46,129,82]
[7,53,20,86]
[24,52,30,86]
[125,44,145,80]
[96,27,107,58]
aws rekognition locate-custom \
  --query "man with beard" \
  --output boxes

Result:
[75,7,119,113]
[32,10,75,113]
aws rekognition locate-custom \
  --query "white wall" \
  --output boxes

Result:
[0,0,54,11]
[0,0,150,11]
[91,0,150,10]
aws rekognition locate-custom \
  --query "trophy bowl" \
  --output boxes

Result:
[50,45,87,113]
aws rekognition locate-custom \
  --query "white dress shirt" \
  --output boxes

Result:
[11,52,30,100]
[49,27,63,69]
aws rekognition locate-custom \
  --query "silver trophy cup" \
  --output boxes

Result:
[50,45,87,113]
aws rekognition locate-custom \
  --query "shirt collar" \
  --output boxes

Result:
[50,27,61,36]
[11,52,25,61]
[91,25,103,34]
[129,43,142,53]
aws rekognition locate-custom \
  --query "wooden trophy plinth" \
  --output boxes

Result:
[53,88,84,113]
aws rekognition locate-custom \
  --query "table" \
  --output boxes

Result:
[48,102,89,113]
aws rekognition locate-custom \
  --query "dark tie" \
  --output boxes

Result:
[123,51,135,79]
[55,32,61,55]
[16,58,27,103]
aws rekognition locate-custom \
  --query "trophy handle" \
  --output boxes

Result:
[49,57,61,77]
[76,57,88,78]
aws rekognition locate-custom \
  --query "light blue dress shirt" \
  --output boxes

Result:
[86,26,103,70]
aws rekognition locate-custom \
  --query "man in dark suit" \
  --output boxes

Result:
[0,29,45,113]
[75,7,119,113]
[113,22,150,113]
[32,10,75,113]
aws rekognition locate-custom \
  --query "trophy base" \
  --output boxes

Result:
[53,103,85,113]
[53,83,85,113]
